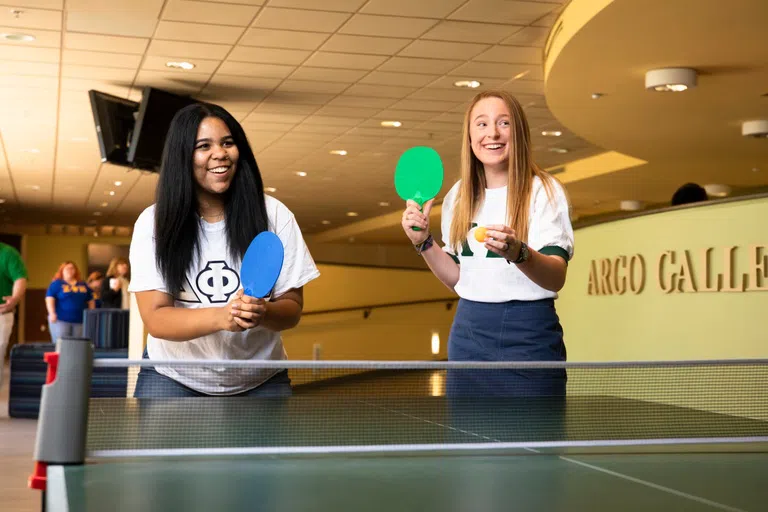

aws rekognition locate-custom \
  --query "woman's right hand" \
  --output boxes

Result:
[401,199,434,245]
[48,313,57,323]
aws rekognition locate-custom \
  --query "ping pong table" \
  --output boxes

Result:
[31,339,768,511]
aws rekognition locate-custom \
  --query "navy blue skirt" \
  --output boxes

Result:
[447,298,567,397]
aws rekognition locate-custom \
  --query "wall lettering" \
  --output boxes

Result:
[587,245,766,295]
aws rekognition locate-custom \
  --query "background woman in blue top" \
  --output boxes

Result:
[45,261,95,343]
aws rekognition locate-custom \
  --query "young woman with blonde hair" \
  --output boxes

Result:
[100,256,130,309]
[401,90,574,397]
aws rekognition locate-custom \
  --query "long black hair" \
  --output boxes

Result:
[154,103,269,296]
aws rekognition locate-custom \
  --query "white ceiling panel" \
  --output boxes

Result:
[338,14,438,38]
[253,8,351,32]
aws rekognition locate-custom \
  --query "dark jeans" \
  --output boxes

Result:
[133,350,292,398]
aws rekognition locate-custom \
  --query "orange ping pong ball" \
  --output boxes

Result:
[474,227,487,242]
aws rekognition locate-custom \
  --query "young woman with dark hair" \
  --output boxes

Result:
[129,103,320,398]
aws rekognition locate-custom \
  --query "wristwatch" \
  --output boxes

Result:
[511,241,530,264]
[414,234,434,255]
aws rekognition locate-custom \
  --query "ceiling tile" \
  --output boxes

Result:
[449,0,557,24]
[239,28,327,50]
[265,90,335,105]
[133,70,211,94]
[389,98,461,112]
[398,40,489,60]
[377,57,461,75]
[500,79,545,95]
[217,61,295,78]
[243,112,309,125]
[360,71,439,88]
[374,109,445,121]
[66,12,157,38]
[0,26,60,47]
[0,60,59,76]
[327,96,394,109]
[199,73,282,95]
[360,0,466,18]
[339,14,438,38]
[148,40,232,60]
[64,32,148,54]
[289,66,367,83]
[303,52,386,70]
[62,64,136,81]
[0,45,59,63]
[313,105,381,118]
[450,61,535,80]
[474,45,541,64]
[320,34,411,56]
[421,21,522,44]
[0,6,62,30]
[532,12,559,28]
[276,80,349,94]
[407,87,480,103]
[500,26,550,47]
[228,46,311,65]
[63,49,142,69]
[344,84,417,99]
[267,0,365,11]
[253,7,351,32]
[154,21,244,45]
[161,0,260,25]
[252,102,319,115]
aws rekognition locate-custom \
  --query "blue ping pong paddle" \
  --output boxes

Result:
[241,231,284,298]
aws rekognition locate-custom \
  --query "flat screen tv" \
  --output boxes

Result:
[88,90,138,167]
[127,86,199,172]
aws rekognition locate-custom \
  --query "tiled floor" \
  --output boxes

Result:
[0,363,38,512]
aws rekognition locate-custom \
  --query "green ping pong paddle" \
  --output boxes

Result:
[395,146,444,231]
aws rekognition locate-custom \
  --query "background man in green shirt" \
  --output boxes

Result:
[0,242,27,389]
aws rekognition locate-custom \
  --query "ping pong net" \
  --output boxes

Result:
[30,339,768,481]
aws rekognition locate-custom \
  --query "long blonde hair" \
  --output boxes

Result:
[449,90,562,253]
[106,256,130,279]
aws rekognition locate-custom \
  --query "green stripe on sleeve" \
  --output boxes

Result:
[539,246,570,264]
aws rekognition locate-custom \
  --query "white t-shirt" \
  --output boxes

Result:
[128,195,320,395]
[440,176,574,303]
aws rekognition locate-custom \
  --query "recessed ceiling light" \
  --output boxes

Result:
[330,150,347,156]
[704,184,731,197]
[380,121,402,128]
[109,190,115,196]
[454,80,481,89]
[379,201,389,207]
[114,181,122,186]
[346,212,358,217]
[591,93,603,99]
[742,120,768,138]
[295,171,307,177]
[265,187,277,193]
[512,70,530,80]
[0,199,5,204]
[0,33,35,42]
[620,200,645,211]
[548,147,568,154]
[101,202,108,207]
[166,61,195,70]
[541,130,562,137]
[645,67,697,92]
[321,220,331,225]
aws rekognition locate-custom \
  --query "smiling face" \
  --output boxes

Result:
[192,116,240,199]
[62,263,76,282]
[468,96,511,174]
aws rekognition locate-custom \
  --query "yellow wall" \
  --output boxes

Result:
[557,196,768,361]
[24,235,132,288]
